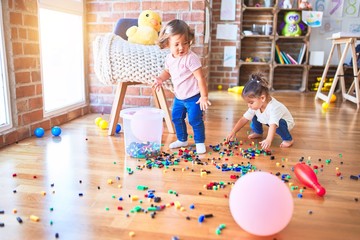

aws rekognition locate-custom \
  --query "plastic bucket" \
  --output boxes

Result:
[120,107,165,158]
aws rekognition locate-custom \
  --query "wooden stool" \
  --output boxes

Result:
[315,36,360,108]
[108,81,175,136]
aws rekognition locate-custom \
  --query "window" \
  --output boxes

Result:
[0,0,12,132]
[38,0,85,115]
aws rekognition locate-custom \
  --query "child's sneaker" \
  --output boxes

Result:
[196,143,206,154]
[169,140,188,149]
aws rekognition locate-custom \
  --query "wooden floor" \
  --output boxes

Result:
[0,91,360,240]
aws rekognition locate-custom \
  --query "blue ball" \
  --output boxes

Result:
[34,127,45,138]
[115,123,121,133]
[51,126,62,136]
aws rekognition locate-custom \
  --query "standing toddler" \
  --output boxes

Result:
[153,19,211,154]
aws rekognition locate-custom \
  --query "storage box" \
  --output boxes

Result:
[120,108,164,158]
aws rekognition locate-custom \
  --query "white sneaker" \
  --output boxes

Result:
[169,140,188,149]
[196,143,206,154]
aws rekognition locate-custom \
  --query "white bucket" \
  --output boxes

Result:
[120,108,165,158]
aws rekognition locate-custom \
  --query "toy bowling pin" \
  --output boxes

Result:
[294,163,326,196]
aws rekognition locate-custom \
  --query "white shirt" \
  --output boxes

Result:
[243,97,295,130]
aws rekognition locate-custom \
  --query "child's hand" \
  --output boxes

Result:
[152,76,163,91]
[196,96,211,111]
[226,131,236,142]
[259,139,272,150]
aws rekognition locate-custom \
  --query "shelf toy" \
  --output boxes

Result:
[298,0,312,10]
[281,11,304,36]
[282,0,292,9]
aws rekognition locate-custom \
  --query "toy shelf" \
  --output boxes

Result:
[272,65,307,91]
[238,64,271,86]
[240,37,273,63]
[238,0,312,91]
[275,37,308,65]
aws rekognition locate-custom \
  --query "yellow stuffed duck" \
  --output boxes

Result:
[126,10,162,45]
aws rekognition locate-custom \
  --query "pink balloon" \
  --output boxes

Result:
[130,108,164,142]
[229,172,293,236]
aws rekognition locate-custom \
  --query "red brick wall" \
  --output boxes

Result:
[87,0,210,113]
[0,0,88,148]
[209,0,241,90]
[0,0,214,147]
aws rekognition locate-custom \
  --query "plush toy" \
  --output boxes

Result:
[281,11,303,36]
[126,10,162,45]
[298,0,312,9]
[282,0,292,9]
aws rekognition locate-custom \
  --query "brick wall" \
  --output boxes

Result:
[208,0,241,90]
[0,0,88,148]
[87,0,210,113]
[0,0,224,147]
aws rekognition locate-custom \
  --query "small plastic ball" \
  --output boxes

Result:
[34,127,45,138]
[217,85,223,90]
[115,123,122,133]
[330,94,336,103]
[99,120,109,130]
[51,126,62,136]
[322,102,329,110]
[95,117,103,126]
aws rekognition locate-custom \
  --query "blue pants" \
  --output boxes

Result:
[250,116,293,141]
[172,94,205,143]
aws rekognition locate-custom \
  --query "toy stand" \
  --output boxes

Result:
[315,37,360,108]
[93,33,175,136]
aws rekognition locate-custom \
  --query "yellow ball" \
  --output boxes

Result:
[95,117,103,126]
[322,102,329,110]
[218,84,223,90]
[234,86,244,94]
[99,120,109,130]
[330,94,336,103]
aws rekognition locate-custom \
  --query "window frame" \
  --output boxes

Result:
[0,0,12,133]
[38,0,87,117]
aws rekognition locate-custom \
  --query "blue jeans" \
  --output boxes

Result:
[250,116,293,141]
[172,94,205,143]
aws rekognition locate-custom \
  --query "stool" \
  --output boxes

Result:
[315,36,360,108]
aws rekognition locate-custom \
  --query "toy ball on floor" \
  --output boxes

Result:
[95,117,103,126]
[330,94,336,103]
[229,172,293,236]
[99,120,109,130]
[115,123,122,134]
[322,102,329,110]
[228,86,244,95]
[34,127,45,138]
[51,126,62,137]
[217,84,223,90]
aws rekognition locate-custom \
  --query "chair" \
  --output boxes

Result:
[93,18,175,135]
